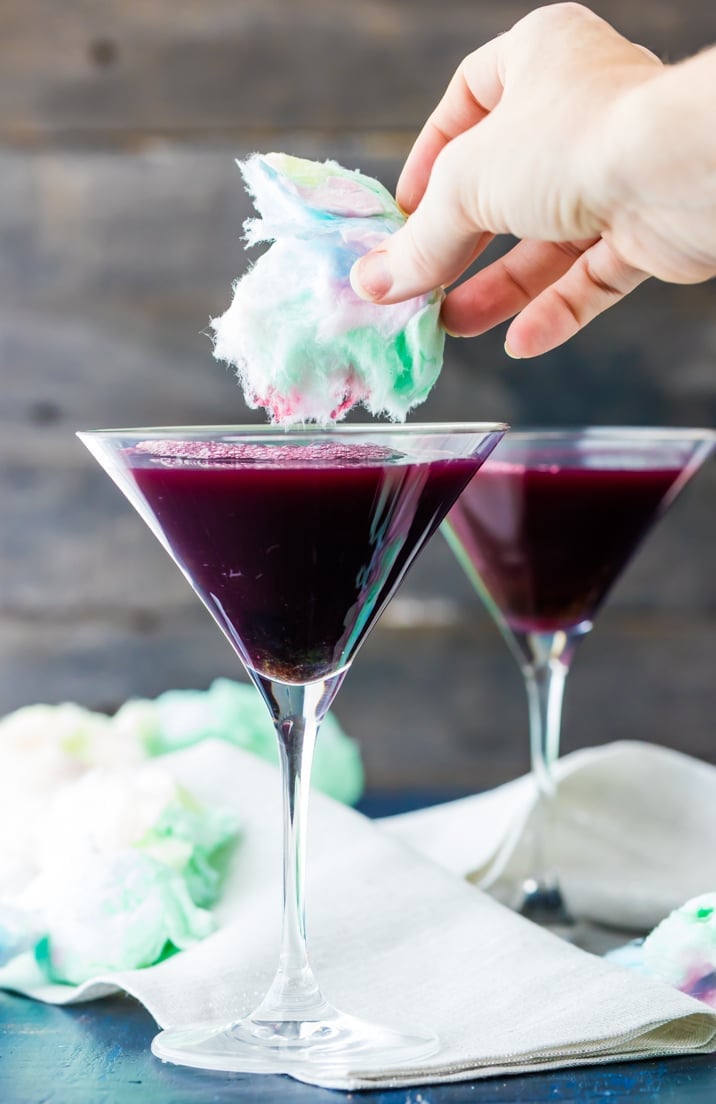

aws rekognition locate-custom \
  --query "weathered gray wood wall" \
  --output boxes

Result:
[2,0,715,791]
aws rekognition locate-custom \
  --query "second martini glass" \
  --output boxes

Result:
[443,427,715,927]
[79,422,506,1077]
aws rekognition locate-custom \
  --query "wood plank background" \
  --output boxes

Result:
[1,0,715,791]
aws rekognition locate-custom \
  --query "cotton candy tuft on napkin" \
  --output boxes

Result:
[641,894,716,1007]
[29,850,215,984]
[0,678,362,983]
[607,895,716,1009]
[119,677,363,806]
[0,756,237,984]
[210,153,445,424]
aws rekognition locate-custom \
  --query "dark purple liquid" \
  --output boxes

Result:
[129,445,483,682]
[447,460,683,633]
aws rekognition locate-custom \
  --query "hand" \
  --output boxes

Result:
[350,3,716,357]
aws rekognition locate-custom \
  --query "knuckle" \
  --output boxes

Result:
[549,284,583,328]
[556,239,598,262]
[500,257,533,304]
[582,248,643,297]
[519,2,595,36]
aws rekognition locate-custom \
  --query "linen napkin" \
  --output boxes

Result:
[382,741,716,931]
[1,740,714,1090]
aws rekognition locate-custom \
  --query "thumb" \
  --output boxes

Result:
[350,142,484,304]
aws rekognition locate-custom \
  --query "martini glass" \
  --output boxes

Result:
[443,427,715,928]
[78,422,506,1076]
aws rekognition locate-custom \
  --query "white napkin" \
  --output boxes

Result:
[382,741,716,931]
[1,740,714,1090]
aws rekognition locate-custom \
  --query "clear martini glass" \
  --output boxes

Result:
[443,427,715,928]
[78,421,506,1077]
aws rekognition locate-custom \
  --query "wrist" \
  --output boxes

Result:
[589,64,667,226]
[600,47,716,213]
[596,48,716,279]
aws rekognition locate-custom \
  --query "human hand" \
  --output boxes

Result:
[350,3,716,356]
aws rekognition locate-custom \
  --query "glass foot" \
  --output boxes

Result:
[152,1005,438,1076]
[517,877,574,929]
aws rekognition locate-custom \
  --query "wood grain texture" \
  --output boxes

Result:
[3,979,716,1102]
[1,2,716,786]
[1,0,715,145]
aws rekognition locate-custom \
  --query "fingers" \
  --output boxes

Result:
[396,37,504,214]
[441,238,599,336]
[504,237,649,357]
[352,132,494,303]
[441,234,648,356]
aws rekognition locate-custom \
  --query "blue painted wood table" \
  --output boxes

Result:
[1,793,715,1103]
[1,990,716,1104]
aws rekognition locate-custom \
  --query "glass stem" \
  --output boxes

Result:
[250,670,346,1021]
[523,658,567,890]
[515,629,586,892]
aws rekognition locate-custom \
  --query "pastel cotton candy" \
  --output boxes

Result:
[29,765,239,911]
[27,850,214,985]
[0,676,362,982]
[0,904,38,967]
[119,677,364,806]
[211,153,445,424]
[0,703,146,882]
[138,782,239,909]
[0,707,239,983]
[0,702,142,795]
[643,893,716,1007]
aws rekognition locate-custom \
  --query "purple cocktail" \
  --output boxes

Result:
[129,440,482,683]
[79,423,506,1077]
[444,428,715,926]
[448,460,684,637]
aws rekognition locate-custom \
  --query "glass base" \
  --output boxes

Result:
[517,877,574,930]
[151,1005,438,1076]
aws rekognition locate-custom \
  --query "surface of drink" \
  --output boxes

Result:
[129,442,482,682]
[447,459,683,634]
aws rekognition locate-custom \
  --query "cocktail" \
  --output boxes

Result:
[79,422,506,1076]
[443,428,715,926]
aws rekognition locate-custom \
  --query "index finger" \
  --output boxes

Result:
[396,35,506,213]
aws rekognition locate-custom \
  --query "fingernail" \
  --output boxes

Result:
[504,341,522,359]
[350,251,393,301]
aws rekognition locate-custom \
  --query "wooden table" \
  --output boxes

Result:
[2,988,715,1104]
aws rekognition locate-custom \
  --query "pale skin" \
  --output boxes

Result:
[349,3,716,357]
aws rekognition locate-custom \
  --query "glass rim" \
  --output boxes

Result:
[77,421,510,439]
[497,425,716,442]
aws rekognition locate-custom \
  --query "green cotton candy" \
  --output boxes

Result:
[35,850,216,986]
[120,679,364,807]
[137,786,240,909]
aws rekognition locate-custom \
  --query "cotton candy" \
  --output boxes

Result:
[26,850,215,985]
[0,904,38,967]
[0,703,145,880]
[0,709,239,983]
[29,765,238,907]
[643,893,716,1007]
[211,153,445,424]
[0,677,362,981]
[121,677,364,806]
